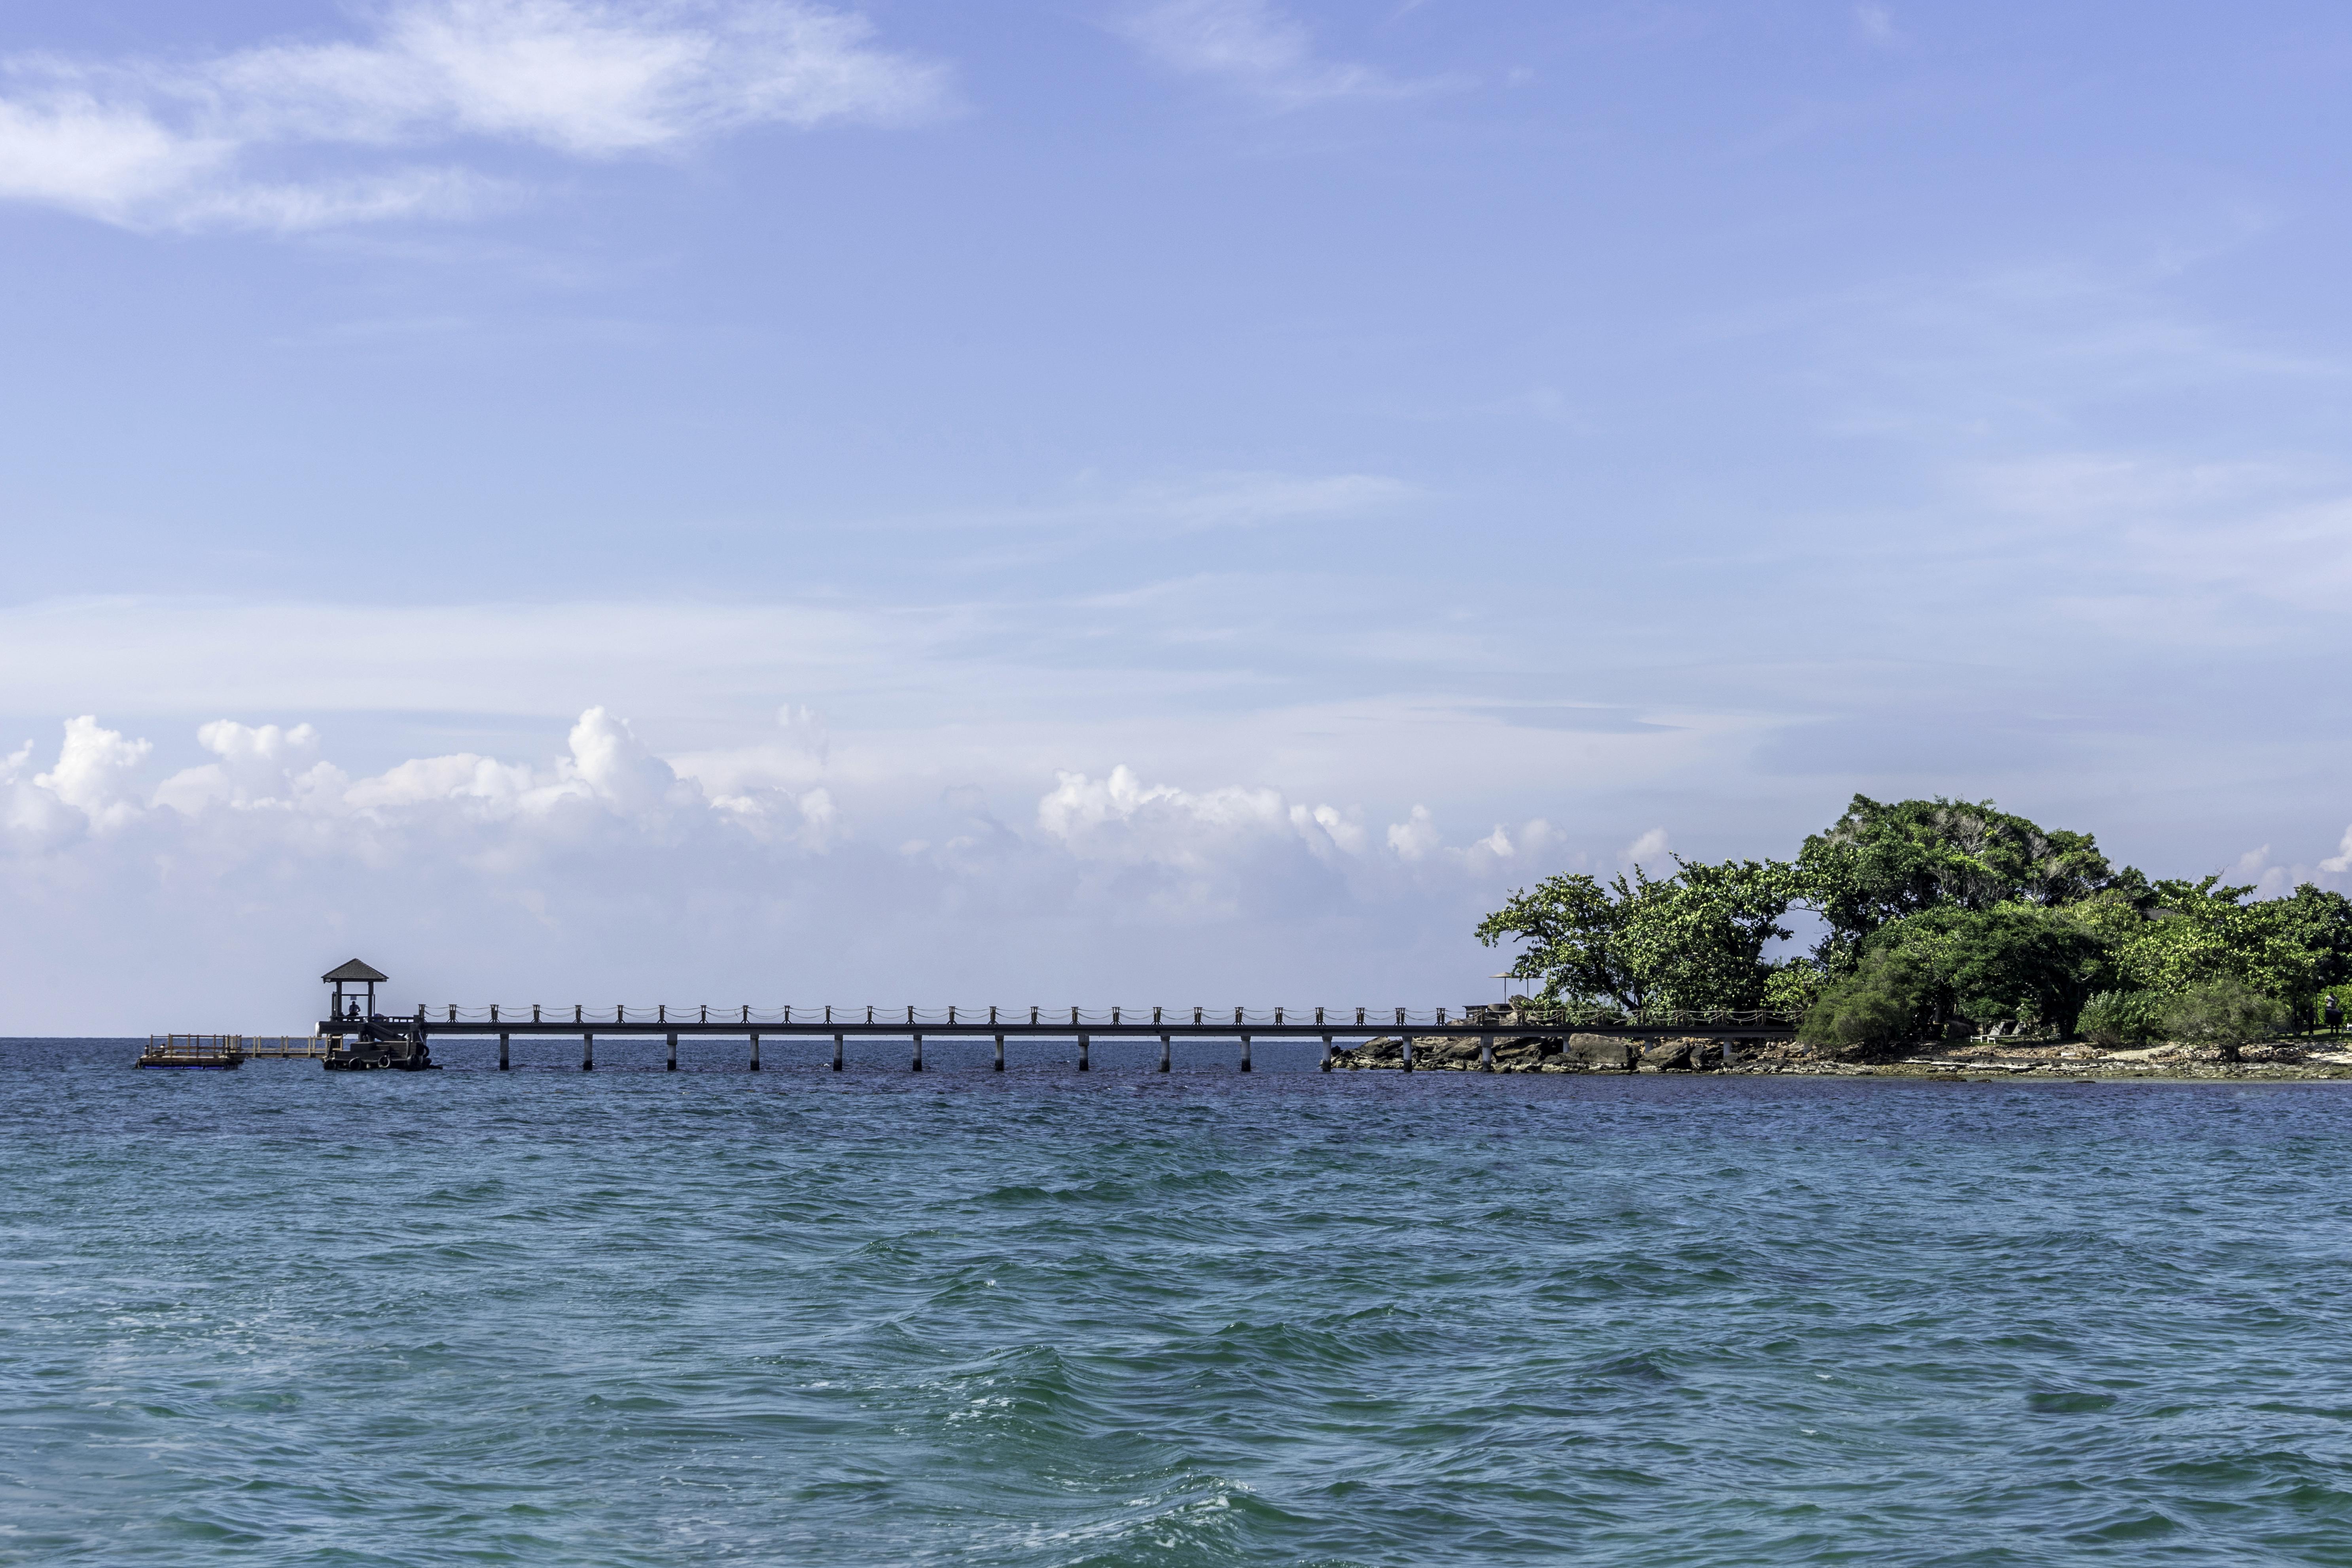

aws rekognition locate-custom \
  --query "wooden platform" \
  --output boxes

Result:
[136,1034,327,1068]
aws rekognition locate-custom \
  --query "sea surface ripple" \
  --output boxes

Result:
[4,1038,2351,1566]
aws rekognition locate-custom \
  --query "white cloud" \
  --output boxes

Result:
[1385,803,1439,860]
[1038,763,1358,867]
[2323,828,2352,875]
[153,720,325,814]
[0,0,948,230]
[1853,5,1899,46]
[1123,0,1411,108]
[1621,826,1670,869]
[32,716,151,832]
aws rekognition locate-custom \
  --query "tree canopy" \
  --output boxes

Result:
[1475,793,2352,1045]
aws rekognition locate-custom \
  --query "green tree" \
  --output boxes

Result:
[1475,858,1801,1011]
[1869,902,2111,1034]
[1796,795,2129,970]
[2107,878,2343,1009]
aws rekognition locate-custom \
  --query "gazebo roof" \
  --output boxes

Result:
[322,959,388,983]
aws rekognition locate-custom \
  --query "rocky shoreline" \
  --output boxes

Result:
[1327,1032,2352,1081]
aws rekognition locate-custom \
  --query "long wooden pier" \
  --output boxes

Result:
[315,1002,1799,1073]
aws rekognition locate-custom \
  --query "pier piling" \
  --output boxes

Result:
[1481,1032,1494,1070]
[750,1033,761,1072]
[667,1032,677,1072]
[832,1032,844,1072]
[582,1032,594,1072]
[912,1033,923,1073]
[1240,1034,1252,1074]
[1078,1033,1089,1072]
[994,1033,1005,1072]
[1321,1034,1332,1071]
[1160,1033,1171,1072]
[499,1032,509,1070]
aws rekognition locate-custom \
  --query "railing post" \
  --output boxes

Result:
[1078,1033,1090,1072]
[659,1004,666,1024]
[582,1032,594,1072]
[667,1032,678,1072]
[499,1031,509,1070]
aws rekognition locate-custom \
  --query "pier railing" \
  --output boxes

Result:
[380,1003,1801,1032]
[138,1034,327,1065]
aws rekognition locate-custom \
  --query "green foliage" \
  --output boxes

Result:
[1474,794,2352,1043]
[2161,981,2290,1049]
[2106,878,2352,1012]
[1761,962,1823,1019]
[2077,990,2165,1047]
[1801,952,1922,1050]
[1475,858,1801,1011]
[1868,903,2111,1035]
[1797,794,2129,971]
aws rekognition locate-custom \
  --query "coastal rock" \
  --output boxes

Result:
[1637,1040,1693,1072]
[1567,1034,1635,1072]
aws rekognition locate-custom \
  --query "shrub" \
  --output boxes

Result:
[2078,989,2165,1047]
[2161,981,2290,1049]
[1802,962,1920,1052]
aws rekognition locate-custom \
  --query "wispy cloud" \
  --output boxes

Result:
[0,0,949,231]
[1121,0,1424,108]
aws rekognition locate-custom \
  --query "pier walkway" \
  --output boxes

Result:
[320,1000,1800,1072]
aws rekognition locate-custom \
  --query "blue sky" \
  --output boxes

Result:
[3,0,2350,1029]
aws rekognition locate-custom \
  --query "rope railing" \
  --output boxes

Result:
[389,1003,1801,1029]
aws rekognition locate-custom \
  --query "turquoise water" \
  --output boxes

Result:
[5,1039,2352,1566]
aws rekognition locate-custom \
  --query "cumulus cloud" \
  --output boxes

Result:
[154,720,326,814]
[1385,803,1439,860]
[1038,764,1362,867]
[31,716,152,832]
[0,714,1608,1028]
[1122,0,1415,107]
[2322,828,2352,875]
[1621,826,1670,869]
[0,0,948,230]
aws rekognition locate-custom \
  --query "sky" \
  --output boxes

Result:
[4,0,2351,1032]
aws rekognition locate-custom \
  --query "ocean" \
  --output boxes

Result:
[4,1037,2349,1565]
